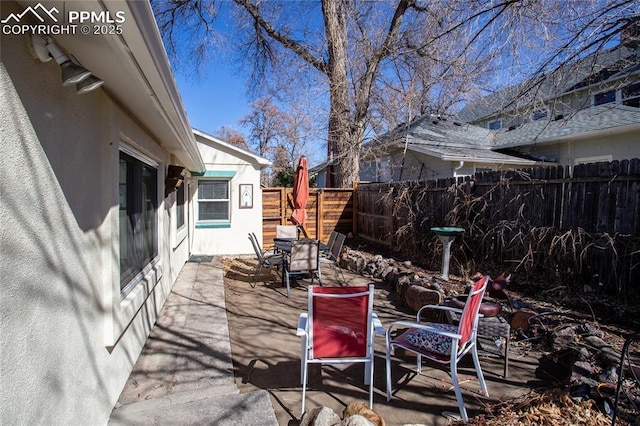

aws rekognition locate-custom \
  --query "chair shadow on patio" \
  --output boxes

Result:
[225,257,282,287]
[241,358,303,389]
[238,357,391,416]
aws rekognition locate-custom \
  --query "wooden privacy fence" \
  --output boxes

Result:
[261,188,355,248]
[357,159,640,294]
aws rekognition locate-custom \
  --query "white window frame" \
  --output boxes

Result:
[197,179,231,223]
[474,165,496,174]
[593,89,618,106]
[592,82,640,108]
[488,119,502,130]
[531,107,549,121]
[171,178,188,248]
[118,148,160,297]
[622,81,640,107]
[106,141,164,347]
[376,158,391,182]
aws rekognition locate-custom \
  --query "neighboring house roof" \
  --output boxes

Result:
[193,129,271,169]
[366,114,537,166]
[405,141,536,165]
[368,114,489,148]
[494,104,640,148]
[309,159,333,176]
[458,44,640,123]
[367,103,639,168]
[34,0,205,172]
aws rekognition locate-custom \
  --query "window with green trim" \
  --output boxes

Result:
[198,180,229,221]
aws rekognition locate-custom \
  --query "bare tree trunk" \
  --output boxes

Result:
[323,0,355,188]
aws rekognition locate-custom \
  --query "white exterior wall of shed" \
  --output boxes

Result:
[0,29,187,426]
[190,140,266,255]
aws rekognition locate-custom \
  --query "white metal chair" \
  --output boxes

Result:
[276,225,298,239]
[285,239,321,298]
[248,233,284,288]
[385,275,491,422]
[296,284,384,415]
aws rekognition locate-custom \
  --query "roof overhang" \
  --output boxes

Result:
[13,0,206,172]
[193,129,271,170]
[405,143,538,166]
[515,122,640,147]
[494,105,640,149]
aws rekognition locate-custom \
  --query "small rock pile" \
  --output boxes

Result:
[340,248,469,312]
[526,316,622,391]
[300,402,385,426]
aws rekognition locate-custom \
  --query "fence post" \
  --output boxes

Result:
[353,181,359,237]
[280,187,286,225]
[317,189,324,242]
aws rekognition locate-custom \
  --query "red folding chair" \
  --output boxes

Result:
[385,275,490,422]
[296,284,383,415]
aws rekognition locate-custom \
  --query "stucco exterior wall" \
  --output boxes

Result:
[361,150,500,182]
[190,139,265,255]
[516,130,640,166]
[0,29,187,425]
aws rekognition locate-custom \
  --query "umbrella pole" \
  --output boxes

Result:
[298,225,309,238]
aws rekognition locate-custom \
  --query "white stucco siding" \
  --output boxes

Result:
[0,29,185,426]
[519,131,640,166]
[361,149,529,182]
[190,140,266,255]
[365,151,471,181]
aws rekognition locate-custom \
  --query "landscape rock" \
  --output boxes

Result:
[598,365,618,384]
[584,335,611,349]
[552,326,576,351]
[405,285,442,312]
[382,266,397,284]
[342,415,375,426]
[394,273,414,299]
[300,406,341,426]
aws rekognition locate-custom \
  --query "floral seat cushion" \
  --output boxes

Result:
[404,323,458,355]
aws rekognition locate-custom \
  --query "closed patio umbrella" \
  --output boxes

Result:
[290,156,309,237]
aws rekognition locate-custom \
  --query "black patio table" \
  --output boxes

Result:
[273,237,329,253]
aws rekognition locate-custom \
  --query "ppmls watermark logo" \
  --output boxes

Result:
[2,2,125,36]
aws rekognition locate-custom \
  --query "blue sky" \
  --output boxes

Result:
[174,63,251,138]
[172,59,327,165]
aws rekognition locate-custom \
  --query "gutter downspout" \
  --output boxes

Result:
[398,107,413,181]
[398,136,409,181]
[453,160,464,178]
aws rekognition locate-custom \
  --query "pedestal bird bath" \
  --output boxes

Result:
[431,227,465,280]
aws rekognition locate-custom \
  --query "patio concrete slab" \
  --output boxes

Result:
[110,256,278,426]
[111,254,540,426]
[224,256,540,426]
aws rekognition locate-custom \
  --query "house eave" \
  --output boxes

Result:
[404,145,537,166]
[16,0,206,172]
[497,120,640,149]
[193,129,271,170]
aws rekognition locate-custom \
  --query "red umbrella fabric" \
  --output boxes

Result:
[290,156,309,228]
